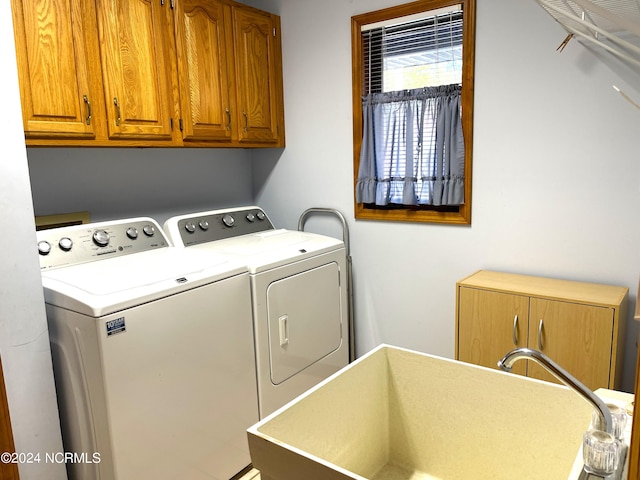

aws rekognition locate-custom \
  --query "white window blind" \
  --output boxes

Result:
[362,7,464,94]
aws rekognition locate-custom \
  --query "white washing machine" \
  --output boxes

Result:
[164,207,349,418]
[37,217,259,480]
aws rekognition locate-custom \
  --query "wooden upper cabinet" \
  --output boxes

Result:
[232,6,283,145]
[11,0,105,139]
[11,0,284,147]
[174,0,233,142]
[95,0,176,141]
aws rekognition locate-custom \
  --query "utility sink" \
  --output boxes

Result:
[247,344,595,480]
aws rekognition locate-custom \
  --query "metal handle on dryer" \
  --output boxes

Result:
[298,208,354,362]
[298,208,350,254]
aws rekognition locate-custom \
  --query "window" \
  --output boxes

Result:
[352,0,476,224]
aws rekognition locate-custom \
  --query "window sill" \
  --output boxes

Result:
[355,203,471,225]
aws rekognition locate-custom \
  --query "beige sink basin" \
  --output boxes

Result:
[248,344,594,480]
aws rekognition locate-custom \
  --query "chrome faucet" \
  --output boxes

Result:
[497,347,613,435]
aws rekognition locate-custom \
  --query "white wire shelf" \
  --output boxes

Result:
[536,0,640,68]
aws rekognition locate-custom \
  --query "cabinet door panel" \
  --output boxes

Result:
[458,287,529,375]
[97,0,174,140]
[12,0,100,138]
[528,298,614,390]
[233,7,279,144]
[175,0,232,141]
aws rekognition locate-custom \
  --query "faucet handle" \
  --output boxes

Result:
[591,403,628,441]
[583,429,621,477]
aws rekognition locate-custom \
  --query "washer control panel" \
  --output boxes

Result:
[174,207,274,246]
[37,218,168,270]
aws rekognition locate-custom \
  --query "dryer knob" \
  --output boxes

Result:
[256,211,266,221]
[222,214,235,228]
[93,229,110,247]
[58,237,73,251]
[38,240,52,255]
[184,222,196,233]
[143,225,155,237]
[199,220,209,231]
[246,213,256,222]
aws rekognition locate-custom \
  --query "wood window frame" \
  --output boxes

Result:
[351,0,476,225]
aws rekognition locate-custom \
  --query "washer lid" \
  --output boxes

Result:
[191,229,345,273]
[41,248,248,317]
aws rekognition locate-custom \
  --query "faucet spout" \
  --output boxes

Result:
[498,347,613,434]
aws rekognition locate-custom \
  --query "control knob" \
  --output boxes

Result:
[222,214,235,228]
[143,225,155,237]
[93,229,110,247]
[126,227,139,239]
[58,237,73,251]
[256,211,266,221]
[199,220,209,231]
[38,241,51,256]
[246,213,256,222]
[184,222,196,233]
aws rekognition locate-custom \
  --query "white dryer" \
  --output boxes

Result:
[37,218,259,480]
[164,207,349,418]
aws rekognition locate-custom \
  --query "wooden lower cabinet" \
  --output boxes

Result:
[0,358,19,480]
[456,270,628,391]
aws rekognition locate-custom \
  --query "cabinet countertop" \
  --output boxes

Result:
[458,270,628,307]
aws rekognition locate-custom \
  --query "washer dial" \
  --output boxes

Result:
[58,237,73,251]
[222,214,235,228]
[38,241,51,255]
[93,229,110,247]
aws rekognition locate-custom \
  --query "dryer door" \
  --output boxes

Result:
[267,262,343,384]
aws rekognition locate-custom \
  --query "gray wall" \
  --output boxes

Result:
[251,0,640,391]
[27,148,255,225]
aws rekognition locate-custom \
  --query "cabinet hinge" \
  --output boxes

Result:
[179,118,184,131]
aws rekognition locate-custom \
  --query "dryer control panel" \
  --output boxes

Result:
[168,207,275,247]
[37,218,169,270]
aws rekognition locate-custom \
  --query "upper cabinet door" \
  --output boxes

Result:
[96,0,175,141]
[232,7,282,144]
[11,0,104,139]
[174,0,233,142]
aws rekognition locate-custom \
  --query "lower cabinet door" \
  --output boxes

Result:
[457,287,529,376]
[528,298,614,390]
